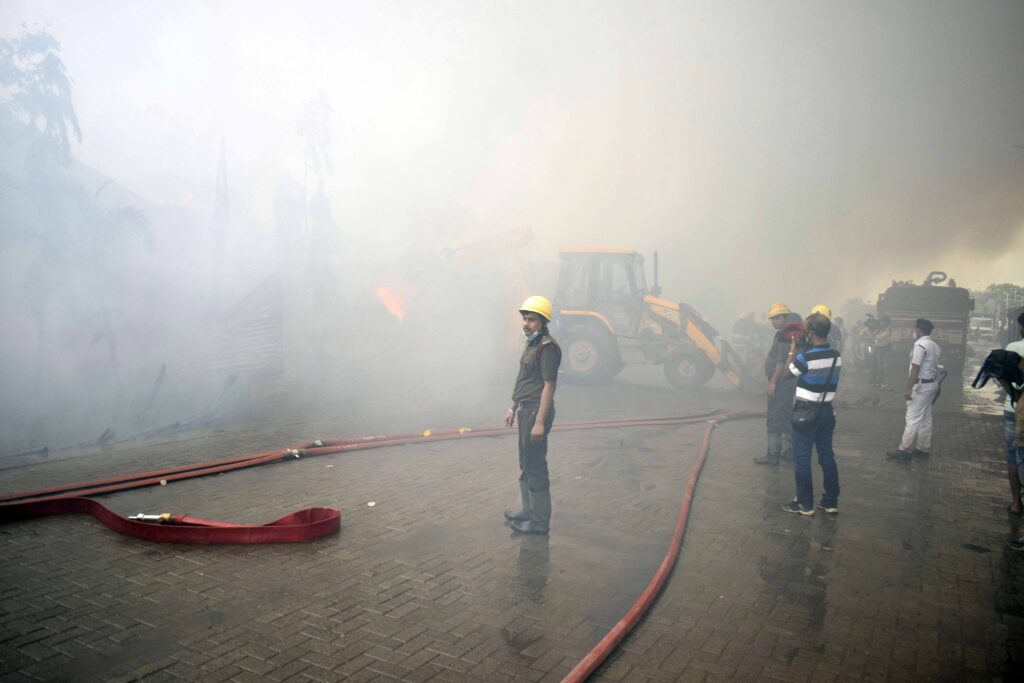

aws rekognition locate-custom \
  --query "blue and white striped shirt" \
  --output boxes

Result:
[789,344,842,403]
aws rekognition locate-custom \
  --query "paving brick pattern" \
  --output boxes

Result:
[2,373,1022,681]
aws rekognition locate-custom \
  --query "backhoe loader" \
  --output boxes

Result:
[552,248,742,389]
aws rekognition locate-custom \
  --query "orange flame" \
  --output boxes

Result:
[376,287,407,322]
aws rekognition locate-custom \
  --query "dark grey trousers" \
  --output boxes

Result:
[518,404,555,492]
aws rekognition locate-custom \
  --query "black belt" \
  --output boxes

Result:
[917,378,936,384]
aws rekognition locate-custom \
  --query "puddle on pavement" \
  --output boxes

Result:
[961,543,992,554]
[961,342,1010,417]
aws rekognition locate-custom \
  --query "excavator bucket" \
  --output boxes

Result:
[678,303,743,388]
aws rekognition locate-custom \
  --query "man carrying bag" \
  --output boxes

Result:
[781,313,843,517]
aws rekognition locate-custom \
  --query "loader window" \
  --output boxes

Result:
[600,260,633,302]
[595,256,642,334]
[557,257,594,308]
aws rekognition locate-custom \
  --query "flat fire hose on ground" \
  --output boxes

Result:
[0,408,763,680]
[0,497,341,544]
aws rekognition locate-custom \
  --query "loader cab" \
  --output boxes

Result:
[555,249,647,335]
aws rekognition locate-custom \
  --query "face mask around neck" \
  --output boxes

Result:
[523,329,541,342]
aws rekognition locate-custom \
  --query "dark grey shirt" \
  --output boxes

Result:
[512,333,561,403]
[765,312,803,380]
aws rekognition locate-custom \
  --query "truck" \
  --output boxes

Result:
[876,271,974,374]
[969,316,995,342]
[551,248,742,388]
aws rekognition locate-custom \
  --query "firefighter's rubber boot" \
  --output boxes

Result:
[754,433,781,465]
[504,481,531,522]
[512,488,550,535]
[780,432,794,462]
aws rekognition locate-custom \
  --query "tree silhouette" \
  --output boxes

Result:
[1,28,149,435]
[297,87,334,194]
[0,29,81,163]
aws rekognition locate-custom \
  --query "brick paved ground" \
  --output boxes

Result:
[2,366,1022,682]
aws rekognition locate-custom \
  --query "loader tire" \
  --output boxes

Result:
[563,326,617,383]
[664,348,715,389]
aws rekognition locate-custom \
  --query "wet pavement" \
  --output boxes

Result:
[1,357,1023,682]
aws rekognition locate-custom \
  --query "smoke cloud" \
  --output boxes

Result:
[1,0,1022,451]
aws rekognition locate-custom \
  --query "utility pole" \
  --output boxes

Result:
[210,136,229,317]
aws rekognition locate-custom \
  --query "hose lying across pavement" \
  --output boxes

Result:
[0,407,762,679]
[0,496,341,544]
[562,409,762,682]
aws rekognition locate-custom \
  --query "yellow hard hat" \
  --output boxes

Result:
[519,295,553,322]
[767,302,791,319]
[810,304,832,318]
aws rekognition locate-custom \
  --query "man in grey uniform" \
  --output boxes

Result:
[504,295,561,535]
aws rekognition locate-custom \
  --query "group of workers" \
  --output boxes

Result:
[754,302,844,514]
[500,294,852,532]
[755,301,950,513]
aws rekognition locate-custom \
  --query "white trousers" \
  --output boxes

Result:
[900,382,938,452]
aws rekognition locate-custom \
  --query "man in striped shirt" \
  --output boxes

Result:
[781,313,842,516]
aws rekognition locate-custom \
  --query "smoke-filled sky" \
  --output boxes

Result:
[3,0,1023,317]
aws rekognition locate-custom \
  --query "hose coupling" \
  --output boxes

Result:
[130,513,172,523]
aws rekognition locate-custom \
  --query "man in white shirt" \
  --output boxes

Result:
[887,318,942,459]
[1002,312,1024,514]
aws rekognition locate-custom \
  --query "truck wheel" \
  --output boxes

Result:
[664,348,715,389]
[563,327,616,383]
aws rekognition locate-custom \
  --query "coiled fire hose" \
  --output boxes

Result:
[0,408,762,679]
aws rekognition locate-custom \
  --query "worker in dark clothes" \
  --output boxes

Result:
[755,302,802,465]
[504,296,562,535]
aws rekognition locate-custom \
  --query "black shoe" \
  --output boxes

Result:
[911,449,930,457]
[781,501,815,517]
[817,502,839,515]
[1008,538,1024,552]
[510,520,549,535]
[753,455,779,466]
[886,450,912,459]
[504,509,529,522]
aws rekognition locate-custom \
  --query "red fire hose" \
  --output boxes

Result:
[0,411,730,506]
[1,496,340,544]
[0,408,762,680]
[561,409,761,681]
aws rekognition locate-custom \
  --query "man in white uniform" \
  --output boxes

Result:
[887,318,941,459]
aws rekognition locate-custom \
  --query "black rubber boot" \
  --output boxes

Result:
[754,433,781,465]
[512,488,550,535]
[504,481,531,522]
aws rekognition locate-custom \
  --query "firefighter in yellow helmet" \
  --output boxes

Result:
[810,304,844,352]
[755,301,802,465]
[504,295,561,535]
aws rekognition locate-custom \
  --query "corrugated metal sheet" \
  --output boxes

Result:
[200,275,284,378]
